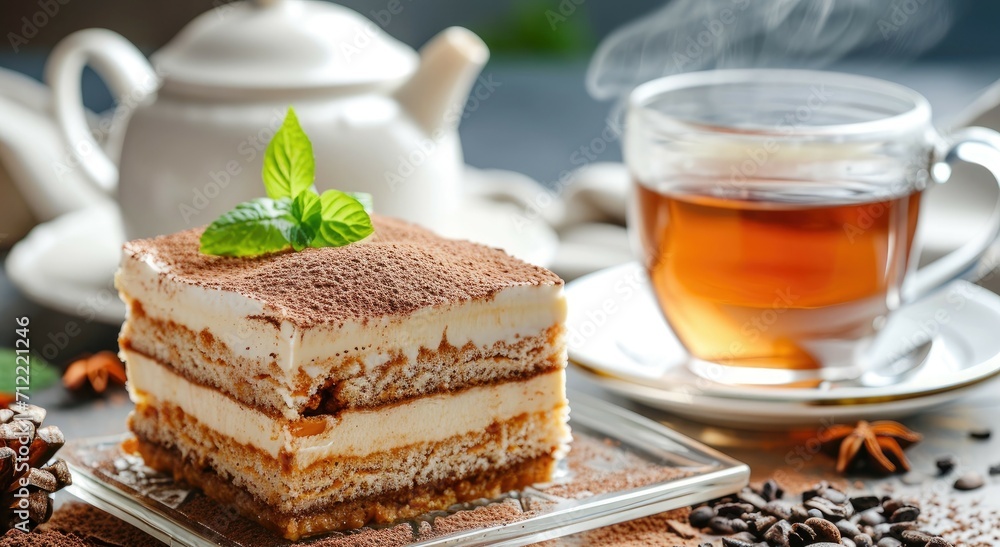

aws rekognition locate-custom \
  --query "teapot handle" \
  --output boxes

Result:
[45,29,159,194]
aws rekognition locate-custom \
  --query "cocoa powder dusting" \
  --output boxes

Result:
[542,436,689,501]
[419,498,527,538]
[31,484,1000,547]
[538,508,705,547]
[36,502,160,546]
[0,528,91,547]
[122,216,562,328]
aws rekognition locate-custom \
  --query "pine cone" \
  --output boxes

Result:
[0,405,72,533]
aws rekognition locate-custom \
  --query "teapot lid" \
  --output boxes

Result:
[152,0,418,92]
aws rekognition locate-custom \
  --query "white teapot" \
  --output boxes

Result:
[41,0,488,238]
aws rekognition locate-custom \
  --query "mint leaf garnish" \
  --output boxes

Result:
[289,191,322,251]
[313,190,375,247]
[262,108,315,200]
[200,198,296,257]
[200,107,374,258]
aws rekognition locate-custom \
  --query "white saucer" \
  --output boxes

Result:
[6,201,125,324]
[567,262,1000,427]
[6,168,559,325]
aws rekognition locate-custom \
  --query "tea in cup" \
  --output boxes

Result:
[626,70,1000,384]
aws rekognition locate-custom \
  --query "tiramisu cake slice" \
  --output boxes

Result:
[116,216,570,540]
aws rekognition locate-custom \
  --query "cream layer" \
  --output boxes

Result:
[117,253,566,417]
[124,349,569,470]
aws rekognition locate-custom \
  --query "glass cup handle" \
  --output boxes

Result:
[905,127,1000,302]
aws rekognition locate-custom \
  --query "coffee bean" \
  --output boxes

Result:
[889,522,917,536]
[935,455,956,475]
[709,515,735,534]
[704,481,953,547]
[791,504,811,523]
[748,515,778,537]
[689,505,715,527]
[820,487,848,504]
[738,489,768,511]
[969,427,991,440]
[761,479,784,501]
[873,523,893,539]
[764,520,793,547]
[789,522,817,546]
[850,496,881,512]
[881,499,902,514]
[806,517,842,542]
[717,502,755,518]
[989,463,1000,476]
[698,543,713,547]
[836,519,862,538]
[900,529,934,545]
[765,500,793,520]
[889,505,919,523]
[953,472,985,491]
[806,497,849,520]
[859,509,885,526]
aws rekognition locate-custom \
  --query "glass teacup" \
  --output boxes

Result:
[626,69,1000,385]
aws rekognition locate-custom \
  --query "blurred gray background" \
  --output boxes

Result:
[3,0,999,59]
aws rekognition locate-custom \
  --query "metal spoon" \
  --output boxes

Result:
[820,339,935,390]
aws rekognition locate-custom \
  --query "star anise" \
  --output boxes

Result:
[819,420,922,474]
[63,351,127,394]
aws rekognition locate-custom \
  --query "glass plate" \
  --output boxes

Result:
[62,390,748,547]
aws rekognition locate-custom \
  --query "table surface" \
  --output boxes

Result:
[3,59,1000,544]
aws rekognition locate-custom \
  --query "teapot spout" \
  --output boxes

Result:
[395,27,489,136]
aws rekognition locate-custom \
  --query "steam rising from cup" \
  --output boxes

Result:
[587,0,954,101]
